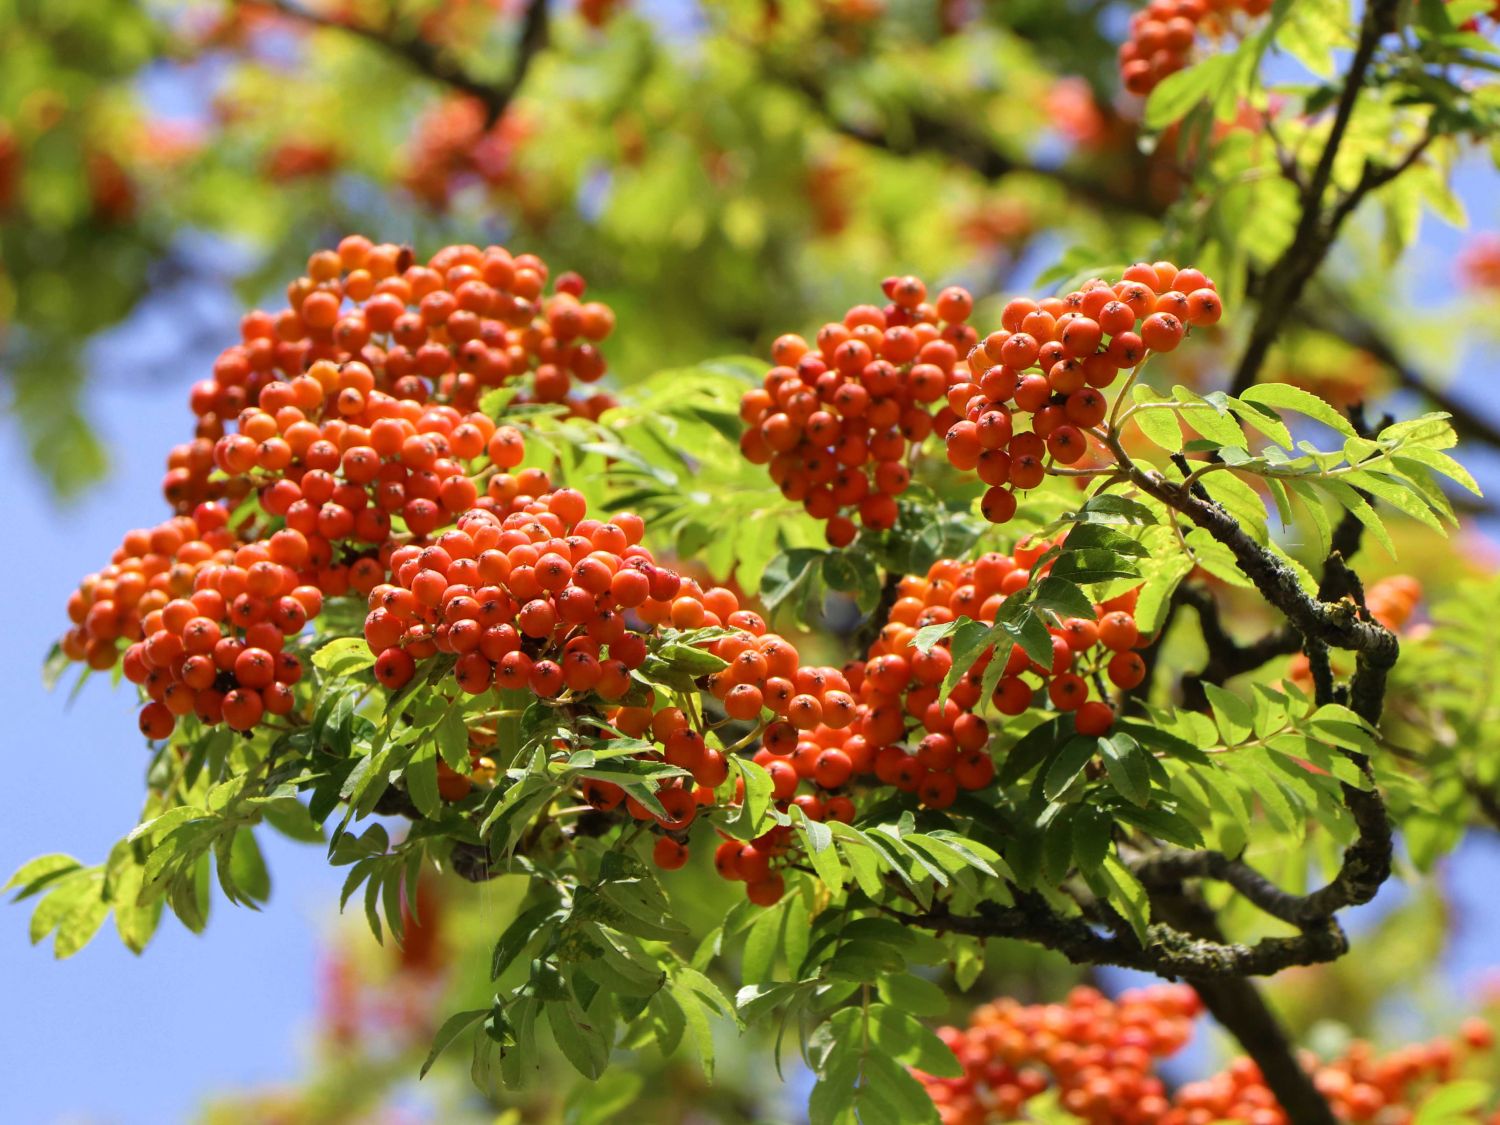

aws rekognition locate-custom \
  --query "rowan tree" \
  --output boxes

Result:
[9,1,1500,1123]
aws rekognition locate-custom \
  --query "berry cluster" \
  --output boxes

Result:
[164,237,615,513]
[919,984,1498,1125]
[738,264,1223,539]
[849,544,1144,789]
[922,985,1201,1124]
[624,541,1149,905]
[401,96,532,211]
[1458,233,1500,292]
[364,489,661,697]
[609,621,864,905]
[63,505,320,736]
[738,277,980,546]
[1171,1023,1493,1125]
[946,262,1221,526]
[1119,0,1274,96]
[63,239,617,745]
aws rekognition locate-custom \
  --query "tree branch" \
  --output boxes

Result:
[888,891,1347,979]
[1228,0,1407,394]
[1150,882,1338,1125]
[250,0,550,125]
[772,66,1159,218]
[1102,433,1396,919]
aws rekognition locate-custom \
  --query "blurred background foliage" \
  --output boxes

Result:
[9,0,1500,1122]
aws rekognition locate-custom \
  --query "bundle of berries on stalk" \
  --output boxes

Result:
[659,540,1146,905]
[738,276,980,547]
[946,261,1221,526]
[918,984,1498,1125]
[60,238,618,744]
[1118,0,1275,95]
[162,235,616,515]
[62,505,321,737]
[739,265,1222,542]
[849,541,1144,799]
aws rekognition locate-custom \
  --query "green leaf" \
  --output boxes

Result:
[861,1050,941,1124]
[724,756,778,840]
[435,707,470,773]
[823,551,882,611]
[421,1008,490,1078]
[1317,479,1396,557]
[760,548,826,613]
[1071,806,1114,875]
[5,854,82,899]
[742,900,784,985]
[312,637,377,676]
[548,998,610,1080]
[1345,469,1450,531]
[877,974,949,1018]
[1031,576,1097,620]
[1130,387,1186,452]
[227,828,270,905]
[405,740,442,820]
[1144,52,1237,128]
[1240,384,1357,437]
[999,608,1056,669]
[53,887,110,959]
[671,974,718,1079]
[1396,444,1481,494]
[1098,734,1152,806]
[1286,478,1334,558]
[1203,684,1255,745]
[1413,1080,1492,1124]
[1097,855,1151,945]
[1134,552,1193,635]
[1229,398,1293,449]
[810,1049,862,1125]
[868,1004,963,1078]
[492,901,561,980]
[1000,719,1063,785]
[1050,549,1141,585]
[792,807,844,889]
[1043,736,1098,801]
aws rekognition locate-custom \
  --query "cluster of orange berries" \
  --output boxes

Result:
[62,240,619,743]
[401,97,532,211]
[164,237,615,513]
[739,265,1222,542]
[919,985,1498,1125]
[738,276,980,546]
[619,543,1148,902]
[1458,234,1500,292]
[948,262,1221,526]
[848,543,1144,794]
[604,613,864,905]
[1119,0,1274,96]
[365,489,666,697]
[921,985,1202,1125]
[63,505,322,737]
[1171,1022,1496,1125]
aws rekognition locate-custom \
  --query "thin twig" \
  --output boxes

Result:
[251,0,551,125]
